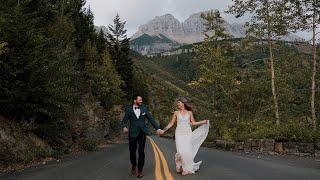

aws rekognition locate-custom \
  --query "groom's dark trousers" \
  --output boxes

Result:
[129,130,146,172]
[121,104,160,172]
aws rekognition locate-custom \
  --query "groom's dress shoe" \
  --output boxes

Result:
[137,172,144,178]
[131,166,138,176]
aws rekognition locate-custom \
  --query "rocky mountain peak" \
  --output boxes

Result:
[155,13,175,19]
[131,10,240,44]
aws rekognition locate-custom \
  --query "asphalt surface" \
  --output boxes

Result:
[1,136,320,180]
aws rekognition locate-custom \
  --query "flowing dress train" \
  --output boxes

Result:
[174,112,209,175]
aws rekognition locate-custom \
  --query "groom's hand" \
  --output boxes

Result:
[123,127,129,133]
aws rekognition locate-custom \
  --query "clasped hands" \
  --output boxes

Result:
[156,129,165,136]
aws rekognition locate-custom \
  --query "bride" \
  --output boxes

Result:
[162,98,210,175]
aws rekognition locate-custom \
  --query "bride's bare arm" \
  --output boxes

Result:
[189,111,208,126]
[163,112,177,132]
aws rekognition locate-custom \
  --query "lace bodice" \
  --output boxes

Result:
[176,111,192,132]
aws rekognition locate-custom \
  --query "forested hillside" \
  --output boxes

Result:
[0,0,147,168]
[134,37,320,142]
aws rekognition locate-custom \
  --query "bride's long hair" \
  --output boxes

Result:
[177,97,193,112]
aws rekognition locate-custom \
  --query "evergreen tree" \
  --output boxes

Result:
[107,14,134,99]
[98,51,123,109]
[96,29,107,54]
[201,10,232,41]
[81,39,123,109]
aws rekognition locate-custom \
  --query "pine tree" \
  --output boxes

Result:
[201,10,232,41]
[45,10,81,119]
[68,1,96,50]
[97,51,123,109]
[96,29,107,54]
[107,14,134,98]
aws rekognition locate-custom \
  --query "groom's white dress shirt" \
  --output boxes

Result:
[133,105,141,118]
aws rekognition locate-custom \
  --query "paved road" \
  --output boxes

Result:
[1,137,320,180]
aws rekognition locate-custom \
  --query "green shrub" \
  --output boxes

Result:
[34,120,72,156]
[0,137,52,166]
[81,139,98,151]
[208,119,320,143]
[0,142,16,166]
[274,120,318,143]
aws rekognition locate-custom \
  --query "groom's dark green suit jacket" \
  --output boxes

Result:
[121,105,160,138]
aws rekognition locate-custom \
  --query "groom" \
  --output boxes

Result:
[122,95,163,178]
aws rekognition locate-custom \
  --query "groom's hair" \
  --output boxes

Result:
[132,94,142,101]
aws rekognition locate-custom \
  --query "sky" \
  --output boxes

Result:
[85,0,311,40]
[85,0,246,37]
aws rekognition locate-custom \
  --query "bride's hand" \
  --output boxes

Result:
[203,120,209,124]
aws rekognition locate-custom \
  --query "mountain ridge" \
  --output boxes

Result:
[131,11,250,44]
[95,10,304,55]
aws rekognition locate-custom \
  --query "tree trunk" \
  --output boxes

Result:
[265,0,280,125]
[311,10,317,131]
[268,34,280,125]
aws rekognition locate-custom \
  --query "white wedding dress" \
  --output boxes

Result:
[174,112,210,175]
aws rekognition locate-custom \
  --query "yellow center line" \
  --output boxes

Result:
[148,136,174,180]
[148,136,164,180]
[150,138,175,180]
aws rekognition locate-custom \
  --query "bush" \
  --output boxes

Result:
[81,139,98,151]
[34,120,73,157]
[209,119,320,143]
[0,135,52,166]
[274,120,319,143]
